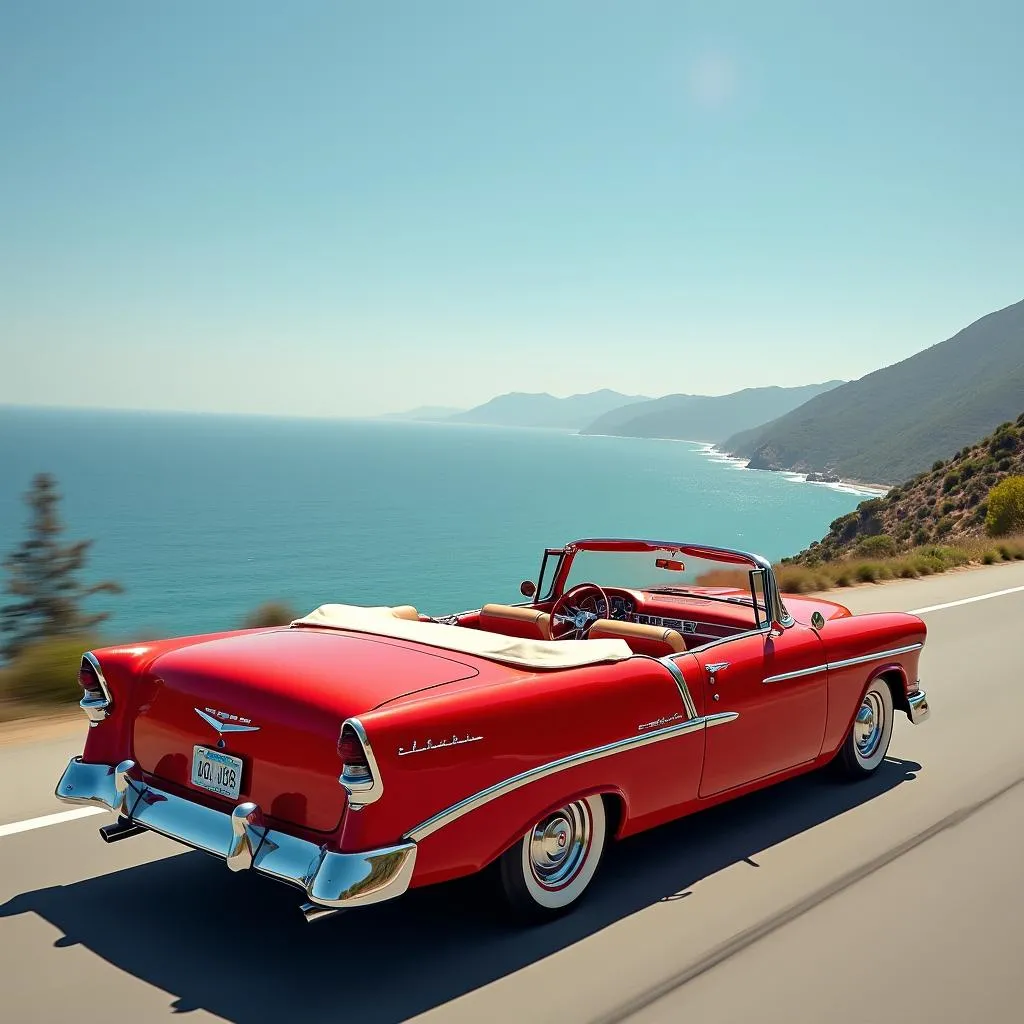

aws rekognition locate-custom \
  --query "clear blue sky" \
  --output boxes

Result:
[2,1,1021,417]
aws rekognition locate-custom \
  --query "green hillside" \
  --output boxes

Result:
[789,414,1024,565]
[724,298,1024,484]
[581,382,843,442]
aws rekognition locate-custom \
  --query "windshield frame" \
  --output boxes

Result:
[541,537,792,629]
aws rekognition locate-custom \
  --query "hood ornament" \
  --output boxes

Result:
[194,707,260,735]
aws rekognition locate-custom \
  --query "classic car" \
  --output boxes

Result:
[55,538,930,923]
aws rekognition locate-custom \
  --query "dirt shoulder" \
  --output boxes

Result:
[0,702,86,746]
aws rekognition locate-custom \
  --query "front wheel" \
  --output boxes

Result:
[498,795,607,921]
[833,677,894,779]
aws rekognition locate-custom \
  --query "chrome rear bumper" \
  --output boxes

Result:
[907,688,930,725]
[55,757,416,915]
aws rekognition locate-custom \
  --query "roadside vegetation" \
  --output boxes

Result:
[0,474,294,719]
[789,415,1024,563]
[774,534,1024,594]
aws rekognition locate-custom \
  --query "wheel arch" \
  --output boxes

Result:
[878,665,911,717]
[470,783,629,874]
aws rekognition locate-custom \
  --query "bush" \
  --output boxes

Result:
[984,476,1024,537]
[0,635,95,704]
[932,460,945,471]
[982,551,997,564]
[856,535,897,558]
[240,601,299,628]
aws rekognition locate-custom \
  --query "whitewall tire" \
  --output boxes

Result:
[498,794,607,920]
[835,678,894,779]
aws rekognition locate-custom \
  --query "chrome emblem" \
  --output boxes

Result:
[637,711,685,731]
[398,732,483,756]
[194,707,260,735]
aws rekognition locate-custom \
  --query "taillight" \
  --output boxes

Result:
[337,721,383,809]
[78,654,112,725]
[338,726,371,782]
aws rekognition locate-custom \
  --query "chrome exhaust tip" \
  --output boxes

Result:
[300,901,341,923]
[99,817,146,843]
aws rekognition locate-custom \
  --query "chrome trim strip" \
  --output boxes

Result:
[654,654,698,719]
[763,664,829,684]
[403,711,738,843]
[762,643,925,685]
[54,757,416,910]
[80,652,113,726]
[826,643,923,671]
[339,716,385,810]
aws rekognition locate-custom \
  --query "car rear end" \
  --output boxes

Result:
[56,626,482,918]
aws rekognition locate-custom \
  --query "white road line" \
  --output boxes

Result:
[910,584,1024,615]
[0,806,105,838]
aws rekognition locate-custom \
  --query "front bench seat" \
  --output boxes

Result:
[587,618,686,658]
[478,603,553,641]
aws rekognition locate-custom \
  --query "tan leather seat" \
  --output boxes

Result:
[478,603,552,641]
[390,605,420,621]
[588,618,686,657]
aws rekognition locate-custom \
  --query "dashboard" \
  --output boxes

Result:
[605,590,700,636]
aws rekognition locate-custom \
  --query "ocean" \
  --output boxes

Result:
[0,407,874,644]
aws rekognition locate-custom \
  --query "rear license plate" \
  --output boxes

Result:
[191,746,243,800]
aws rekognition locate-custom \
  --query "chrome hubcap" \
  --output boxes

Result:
[854,691,885,759]
[528,801,591,889]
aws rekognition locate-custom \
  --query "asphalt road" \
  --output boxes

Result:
[2,563,1023,1023]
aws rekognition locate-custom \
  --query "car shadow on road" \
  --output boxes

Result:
[1,756,920,1023]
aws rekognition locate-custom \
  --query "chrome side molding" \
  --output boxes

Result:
[763,643,925,685]
[403,711,739,844]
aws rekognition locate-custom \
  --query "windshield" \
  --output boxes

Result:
[560,544,766,611]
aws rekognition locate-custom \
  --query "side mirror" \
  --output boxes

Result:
[520,580,537,598]
[811,611,825,630]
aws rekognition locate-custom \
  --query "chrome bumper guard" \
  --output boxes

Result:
[907,688,930,725]
[55,757,416,914]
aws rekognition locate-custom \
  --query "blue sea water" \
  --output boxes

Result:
[0,407,872,644]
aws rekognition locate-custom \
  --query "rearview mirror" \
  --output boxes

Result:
[656,558,685,571]
[520,580,537,598]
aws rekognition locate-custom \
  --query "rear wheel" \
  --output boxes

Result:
[498,794,607,921]
[834,677,894,779]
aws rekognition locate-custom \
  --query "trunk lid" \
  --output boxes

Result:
[131,627,480,833]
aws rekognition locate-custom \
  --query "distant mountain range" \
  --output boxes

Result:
[724,298,1024,484]
[379,297,1023,486]
[381,383,836,436]
[446,389,650,430]
[581,382,844,443]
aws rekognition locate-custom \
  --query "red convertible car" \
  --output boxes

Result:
[56,538,930,923]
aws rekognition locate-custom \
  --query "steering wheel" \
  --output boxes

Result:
[550,582,611,640]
